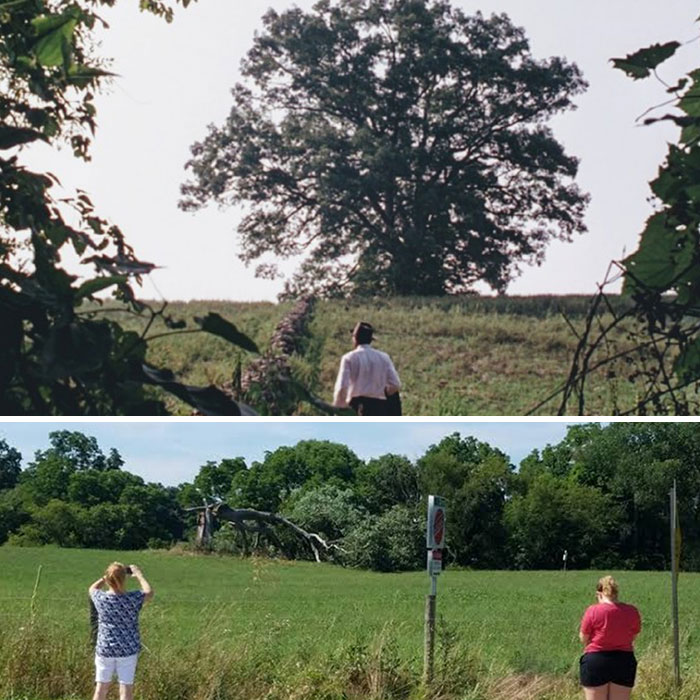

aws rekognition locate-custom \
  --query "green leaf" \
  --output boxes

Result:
[34,27,74,67]
[681,121,700,146]
[623,212,695,293]
[611,58,651,80]
[31,7,80,37]
[611,41,681,80]
[31,10,81,67]
[141,364,255,416]
[194,313,259,353]
[67,64,117,88]
[13,55,36,70]
[45,224,71,247]
[679,70,700,118]
[650,163,678,202]
[0,125,45,149]
[74,275,128,300]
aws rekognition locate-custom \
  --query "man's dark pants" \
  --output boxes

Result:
[350,393,402,416]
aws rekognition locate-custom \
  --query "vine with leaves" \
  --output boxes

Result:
[549,23,700,415]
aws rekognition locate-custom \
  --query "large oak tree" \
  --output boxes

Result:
[181,0,588,297]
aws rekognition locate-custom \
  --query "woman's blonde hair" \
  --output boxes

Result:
[104,562,128,592]
[596,575,619,599]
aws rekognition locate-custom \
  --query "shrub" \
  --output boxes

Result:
[343,505,424,572]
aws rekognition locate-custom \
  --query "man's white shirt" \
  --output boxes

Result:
[333,344,401,407]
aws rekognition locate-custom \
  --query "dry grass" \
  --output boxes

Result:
[308,297,636,415]
[93,295,644,415]
[487,673,576,700]
[2,622,697,700]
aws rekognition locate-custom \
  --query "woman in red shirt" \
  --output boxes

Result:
[579,576,641,700]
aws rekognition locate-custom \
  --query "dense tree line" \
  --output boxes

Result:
[1,424,699,571]
[0,432,182,549]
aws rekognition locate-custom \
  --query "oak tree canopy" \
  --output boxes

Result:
[181,0,589,297]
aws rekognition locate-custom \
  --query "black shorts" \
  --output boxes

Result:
[580,651,637,688]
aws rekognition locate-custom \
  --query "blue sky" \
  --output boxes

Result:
[0,421,601,486]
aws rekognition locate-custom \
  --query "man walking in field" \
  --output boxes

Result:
[333,322,401,416]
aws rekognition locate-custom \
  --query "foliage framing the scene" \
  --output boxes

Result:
[556,18,700,415]
[0,0,274,415]
[181,0,589,298]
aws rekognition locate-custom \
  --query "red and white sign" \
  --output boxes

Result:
[427,548,443,576]
[433,509,444,546]
[426,495,446,550]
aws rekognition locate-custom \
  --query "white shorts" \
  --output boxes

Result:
[95,654,139,684]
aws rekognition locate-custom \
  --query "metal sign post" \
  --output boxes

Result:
[424,495,446,687]
[670,480,681,690]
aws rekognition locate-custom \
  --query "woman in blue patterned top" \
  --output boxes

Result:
[89,562,154,700]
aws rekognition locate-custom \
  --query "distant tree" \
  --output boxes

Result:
[291,440,363,484]
[96,469,146,504]
[517,423,604,487]
[355,454,419,514]
[20,450,75,505]
[66,468,142,507]
[515,450,546,492]
[16,473,182,548]
[0,488,31,544]
[192,458,247,502]
[520,422,700,569]
[20,431,117,505]
[30,499,85,547]
[181,0,588,297]
[10,430,183,548]
[67,470,113,507]
[105,448,125,470]
[0,439,22,491]
[78,503,144,549]
[177,481,202,510]
[567,422,700,568]
[229,440,361,511]
[343,504,424,572]
[45,430,113,471]
[505,472,620,569]
[281,484,366,540]
[119,482,183,545]
[418,433,513,567]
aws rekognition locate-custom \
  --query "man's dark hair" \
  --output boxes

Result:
[353,321,373,345]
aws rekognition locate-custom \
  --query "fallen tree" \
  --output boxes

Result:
[191,502,343,562]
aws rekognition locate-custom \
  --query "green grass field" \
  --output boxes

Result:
[1,547,697,699]
[108,295,638,416]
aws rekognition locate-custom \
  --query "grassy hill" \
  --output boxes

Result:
[109,295,636,415]
[0,546,695,700]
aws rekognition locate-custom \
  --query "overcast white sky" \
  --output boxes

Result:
[19,1,700,301]
[1,420,598,486]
